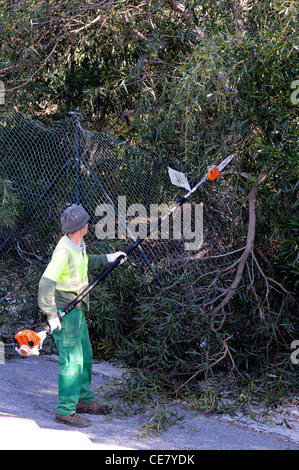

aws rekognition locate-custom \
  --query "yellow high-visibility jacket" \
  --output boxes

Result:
[38,236,108,319]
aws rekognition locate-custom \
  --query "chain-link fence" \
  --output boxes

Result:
[0,105,239,284]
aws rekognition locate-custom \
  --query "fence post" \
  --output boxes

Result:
[69,109,81,205]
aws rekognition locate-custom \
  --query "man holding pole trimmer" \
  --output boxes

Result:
[38,204,127,428]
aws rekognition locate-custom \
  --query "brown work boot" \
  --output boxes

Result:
[55,413,91,428]
[76,400,111,415]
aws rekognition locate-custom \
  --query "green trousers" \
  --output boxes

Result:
[52,309,94,415]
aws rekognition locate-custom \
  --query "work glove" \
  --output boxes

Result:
[106,251,127,265]
[48,316,61,333]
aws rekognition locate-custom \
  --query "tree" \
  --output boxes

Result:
[0,0,298,401]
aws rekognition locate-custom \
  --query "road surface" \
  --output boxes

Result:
[0,355,298,451]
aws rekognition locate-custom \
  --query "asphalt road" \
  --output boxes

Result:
[0,355,298,451]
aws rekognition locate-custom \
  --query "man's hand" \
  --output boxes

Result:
[48,317,61,333]
[106,251,127,265]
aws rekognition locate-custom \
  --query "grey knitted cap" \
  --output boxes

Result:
[61,204,90,233]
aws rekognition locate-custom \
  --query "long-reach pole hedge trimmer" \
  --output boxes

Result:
[15,154,235,357]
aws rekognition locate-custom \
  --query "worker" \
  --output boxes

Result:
[38,204,127,428]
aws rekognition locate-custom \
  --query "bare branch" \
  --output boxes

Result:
[70,13,104,33]
[220,170,258,182]
[122,12,150,42]
[180,246,246,262]
[165,0,207,40]
[4,36,61,93]
[174,339,231,395]
[212,172,267,314]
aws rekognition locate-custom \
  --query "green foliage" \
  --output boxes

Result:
[87,260,142,359]
[81,240,144,359]
[0,0,298,429]
[0,179,22,227]
[132,1,299,290]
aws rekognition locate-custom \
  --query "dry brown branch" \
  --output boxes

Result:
[252,251,270,308]
[180,246,246,262]
[211,171,267,314]
[70,13,105,33]
[122,12,150,42]
[220,170,258,182]
[4,36,61,93]
[174,339,231,396]
[245,259,263,319]
[254,246,274,268]
[165,0,207,40]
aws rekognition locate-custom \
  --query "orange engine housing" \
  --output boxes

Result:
[208,165,220,181]
[15,329,42,349]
